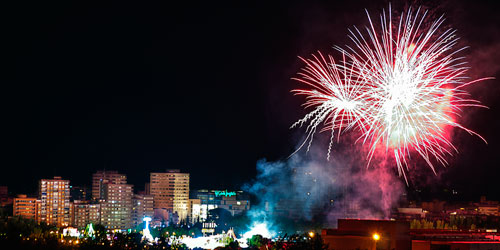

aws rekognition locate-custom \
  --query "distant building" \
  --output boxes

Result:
[189,197,215,223]
[69,201,74,225]
[322,219,500,250]
[0,186,12,207]
[394,207,426,220]
[190,189,250,222]
[144,182,150,195]
[188,199,202,224]
[100,182,133,230]
[476,196,499,216]
[411,229,500,249]
[73,201,101,229]
[153,208,170,226]
[38,177,71,227]
[421,200,446,214]
[322,219,411,250]
[13,194,37,220]
[70,186,91,201]
[92,170,127,201]
[150,170,190,222]
[132,194,154,228]
[35,199,42,222]
[0,186,7,198]
[218,195,250,216]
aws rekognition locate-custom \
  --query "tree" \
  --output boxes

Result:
[247,234,264,249]
[93,224,108,243]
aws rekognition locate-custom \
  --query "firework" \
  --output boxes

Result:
[291,52,369,159]
[292,6,489,180]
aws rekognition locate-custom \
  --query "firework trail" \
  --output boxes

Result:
[291,52,370,159]
[292,6,490,181]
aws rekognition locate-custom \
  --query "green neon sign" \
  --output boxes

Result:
[214,190,237,197]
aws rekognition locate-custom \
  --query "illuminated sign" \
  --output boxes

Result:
[214,190,236,197]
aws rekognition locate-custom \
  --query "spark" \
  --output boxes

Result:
[292,5,490,180]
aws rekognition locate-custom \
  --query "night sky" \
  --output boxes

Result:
[5,1,500,199]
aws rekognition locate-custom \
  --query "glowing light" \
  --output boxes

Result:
[142,217,154,243]
[292,5,489,180]
[63,227,80,237]
[180,231,240,249]
[214,190,237,197]
[309,231,315,238]
[373,233,380,241]
[85,223,95,239]
[243,222,274,239]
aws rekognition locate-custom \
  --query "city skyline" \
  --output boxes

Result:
[8,169,252,231]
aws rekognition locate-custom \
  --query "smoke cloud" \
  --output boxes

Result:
[243,144,405,232]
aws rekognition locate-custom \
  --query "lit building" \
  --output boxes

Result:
[322,219,500,250]
[69,201,74,225]
[92,170,127,201]
[100,182,133,230]
[394,207,426,220]
[476,196,499,216]
[73,201,101,229]
[132,194,154,228]
[35,199,42,221]
[477,205,499,216]
[218,195,250,216]
[38,176,71,227]
[189,198,217,223]
[322,219,411,250]
[13,194,37,219]
[150,170,189,222]
[189,190,250,222]
[188,199,202,223]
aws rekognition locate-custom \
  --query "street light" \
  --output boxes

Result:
[308,231,315,238]
[372,233,380,241]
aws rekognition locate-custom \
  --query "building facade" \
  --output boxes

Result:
[132,194,154,228]
[188,199,202,224]
[73,201,101,229]
[100,183,133,230]
[190,190,250,222]
[92,170,127,201]
[13,194,37,220]
[38,177,71,227]
[218,195,250,216]
[150,170,190,222]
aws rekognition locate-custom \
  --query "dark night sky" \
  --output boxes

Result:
[4,1,500,199]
